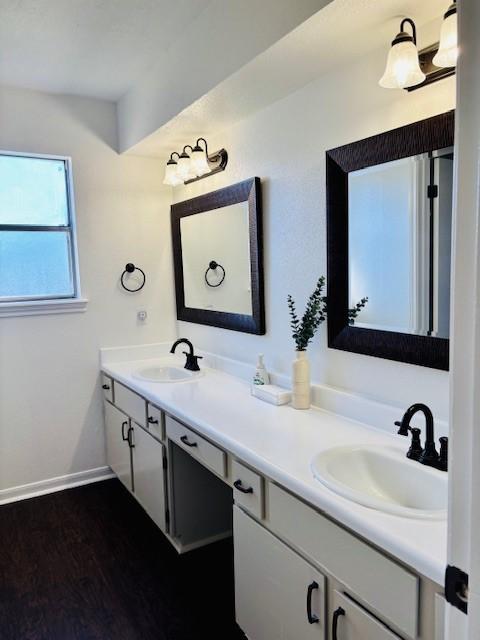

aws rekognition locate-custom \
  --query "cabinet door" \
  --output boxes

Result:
[234,506,326,640]
[330,591,402,640]
[132,424,167,532]
[105,402,132,491]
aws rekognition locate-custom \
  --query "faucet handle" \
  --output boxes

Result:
[183,351,203,360]
[438,437,448,472]
[406,427,423,461]
[395,420,410,436]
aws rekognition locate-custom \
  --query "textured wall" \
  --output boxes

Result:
[173,44,455,423]
[0,86,176,491]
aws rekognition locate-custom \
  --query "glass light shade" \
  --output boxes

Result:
[191,148,210,176]
[379,40,426,89]
[163,162,182,186]
[176,154,195,180]
[433,11,458,68]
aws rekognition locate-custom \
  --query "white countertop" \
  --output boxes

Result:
[102,355,447,585]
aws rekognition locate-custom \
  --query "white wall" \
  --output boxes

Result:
[0,85,176,492]
[173,44,455,423]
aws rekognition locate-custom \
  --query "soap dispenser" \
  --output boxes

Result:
[253,354,270,386]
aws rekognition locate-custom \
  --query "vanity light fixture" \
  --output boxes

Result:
[379,18,426,90]
[380,3,457,92]
[163,138,228,187]
[163,152,183,187]
[177,146,196,181]
[433,1,458,69]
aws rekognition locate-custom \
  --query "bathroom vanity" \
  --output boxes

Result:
[101,353,447,640]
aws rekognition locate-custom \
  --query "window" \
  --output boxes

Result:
[0,152,85,315]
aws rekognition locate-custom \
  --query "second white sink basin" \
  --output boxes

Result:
[311,445,447,520]
[133,366,202,383]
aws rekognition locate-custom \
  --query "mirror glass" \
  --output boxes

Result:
[180,202,252,315]
[348,147,453,338]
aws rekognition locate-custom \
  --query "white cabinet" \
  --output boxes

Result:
[267,482,418,639]
[101,374,113,403]
[330,591,401,640]
[234,506,326,640]
[114,382,147,428]
[166,415,227,478]
[132,424,167,532]
[232,459,264,520]
[146,403,164,441]
[105,402,133,491]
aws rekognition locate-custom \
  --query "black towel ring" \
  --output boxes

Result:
[205,260,225,288]
[121,263,146,292]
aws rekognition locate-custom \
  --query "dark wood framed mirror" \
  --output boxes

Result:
[326,111,454,370]
[171,177,265,334]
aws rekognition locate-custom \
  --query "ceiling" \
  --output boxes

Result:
[129,0,447,157]
[0,0,451,153]
[0,0,211,100]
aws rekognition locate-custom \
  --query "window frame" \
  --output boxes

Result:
[0,150,86,316]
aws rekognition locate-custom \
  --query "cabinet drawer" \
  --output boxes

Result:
[146,403,164,441]
[101,374,113,403]
[232,460,264,519]
[114,382,147,428]
[268,483,418,639]
[331,591,401,640]
[166,416,226,478]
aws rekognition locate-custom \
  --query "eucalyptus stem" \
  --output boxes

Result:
[287,277,368,349]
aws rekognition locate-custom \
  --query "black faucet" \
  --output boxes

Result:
[170,338,203,372]
[395,403,448,471]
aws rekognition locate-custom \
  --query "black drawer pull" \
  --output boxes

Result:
[332,606,345,639]
[306,581,319,624]
[102,384,110,390]
[121,421,129,441]
[148,416,159,425]
[180,435,198,447]
[234,480,254,494]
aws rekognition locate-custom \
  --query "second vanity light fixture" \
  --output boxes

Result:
[379,1,457,91]
[163,138,228,187]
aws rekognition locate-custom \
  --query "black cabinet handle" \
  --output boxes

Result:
[148,416,159,425]
[102,384,110,390]
[233,479,254,494]
[306,581,319,624]
[332,606,345,639]
[127,426,135,449]
[180,435,197,447]
[121,421,129,441]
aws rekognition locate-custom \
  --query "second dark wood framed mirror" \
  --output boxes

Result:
[171,177,265,334]
[326,111,454,370]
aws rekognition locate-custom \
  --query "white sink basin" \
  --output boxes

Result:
[133,366,202,383]
[311,445,447,520]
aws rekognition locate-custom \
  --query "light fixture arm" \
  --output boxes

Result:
[445,0,456,20]
[196,138,209,156]
[169,152,180,162]
[400,17,417,45]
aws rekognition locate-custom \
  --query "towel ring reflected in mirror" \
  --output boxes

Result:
[205,260,226,288]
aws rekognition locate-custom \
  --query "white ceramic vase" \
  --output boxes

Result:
[292,350,310,409]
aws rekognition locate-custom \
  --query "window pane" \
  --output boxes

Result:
[0,155,69,226]
[0,231,74,299]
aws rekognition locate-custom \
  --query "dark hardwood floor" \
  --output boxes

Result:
[0,479,246,640]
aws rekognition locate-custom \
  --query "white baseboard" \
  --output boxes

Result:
[0,466,115,506]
